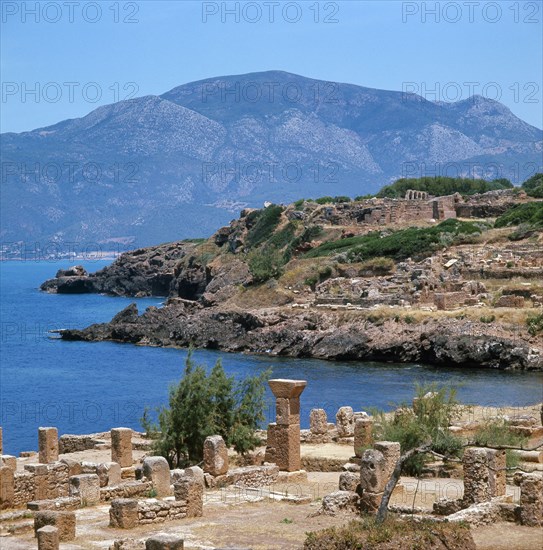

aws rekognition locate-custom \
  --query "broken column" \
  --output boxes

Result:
[37,526,59,550]
[310,409,328,435]
[203,435,228,476]
[336,406,354,437]
[267,379,307,472]
[359,448,388,511]
[97,461,122,487]
[462,447,490,505]
[518,473,543,527]
[34,511,76,541]
[109,498,139,529]
[354,418,373,457]
[142,456,172,498]
[374,441,401,481]
[69,473,100,505]
[146,535,184,550]
[486,448,506,497]
[0,466,14,510]
[111,428,133,468]
[38,427,58,464]
[174,476,203,518]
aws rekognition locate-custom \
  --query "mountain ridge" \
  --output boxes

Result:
[2,71,541,247]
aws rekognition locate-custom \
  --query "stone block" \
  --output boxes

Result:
[309,409,328,435]
[268,379,307,399]
[336,407,354,437]
[0,466,15,510]
[373,441,400,480]
[274,424,301,472]
[339,471,359,492]
[69,473,100,505]
[360,449,387,493]
[60,458,82,478]
[519,474,543,527]
[463,447,490,505]
[276,397,300,426]
[174,478,203,518]
[142,456,172,498]
[359,491,383,512]
[203,435,229,476]
[321,490,359,514]
[109,498,139,529]
[0,454,16,471]
[97,462,122,487]
[111,428,133,468]
[184,465,204,486]
[354,418,373,457]
[146,535,184,550]
[34,511,76,541]
[37,525,59,550]
[38,428,59,464]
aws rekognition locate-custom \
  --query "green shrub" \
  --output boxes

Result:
[473,419,528,468]
[376,176,513,199]
[248,246,285,282]
[246,205,284,248]
[494,202,543,229]
[527,312,543,336]
[480,315,496,323]
[522,173,543,198]
[305,219,489,261]
[314,195,352,204]
[371,384,465,475]
[293,199,305,209]
[141,353,271,467]
[359,256,396,275]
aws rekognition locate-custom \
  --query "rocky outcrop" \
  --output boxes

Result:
[57,304,542,370]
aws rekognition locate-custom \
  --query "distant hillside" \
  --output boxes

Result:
[2,71,542,247]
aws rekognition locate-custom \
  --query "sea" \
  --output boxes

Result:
[1,259,542,456]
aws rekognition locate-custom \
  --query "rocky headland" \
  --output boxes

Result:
[42,188,543,370]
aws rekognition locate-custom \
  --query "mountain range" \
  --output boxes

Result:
[2,70,541,248]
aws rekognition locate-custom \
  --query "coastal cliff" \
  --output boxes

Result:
[42,189,543,370]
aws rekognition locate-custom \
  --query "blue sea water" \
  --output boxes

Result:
[1,260,542,456]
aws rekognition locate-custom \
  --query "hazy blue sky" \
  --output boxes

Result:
[1,0,542,132]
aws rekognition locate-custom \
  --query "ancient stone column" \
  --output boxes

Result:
[146,535,184,550]
[111,428,133,468]
[38,427,58,464]
[310,409,328,435]
[354,418,373,457]
[97,462,122,487]
[37,525,59,550]
[486,448,506,497]
[336,406,354,437]
[359,449,387,511]
[268,379,307,472]
[0,466,14,510]
[142,456,172,498]
[0,455,16,471]
[69,473,100,505]
[109,498,139,529]
[462,447,490,505]
[203,435,228,476]
[174,477,203,518]
[519,473,543,527]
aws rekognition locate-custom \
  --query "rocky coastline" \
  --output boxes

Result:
[41,191,543,371]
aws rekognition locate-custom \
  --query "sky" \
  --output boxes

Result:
[1,0,542,133]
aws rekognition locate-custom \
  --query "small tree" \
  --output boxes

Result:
[141,352,271,467]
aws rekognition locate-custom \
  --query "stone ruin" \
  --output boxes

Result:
[405,189,429,200]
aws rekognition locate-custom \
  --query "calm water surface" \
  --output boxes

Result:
[1,260,542,455]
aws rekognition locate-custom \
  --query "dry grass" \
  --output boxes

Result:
[226,283,293,309]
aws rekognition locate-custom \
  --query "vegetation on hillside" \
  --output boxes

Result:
[305,219,489,261]
[376,176,513,198]
[141,353,270,467]
[522,172,543,198]
[494,201,543,228]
